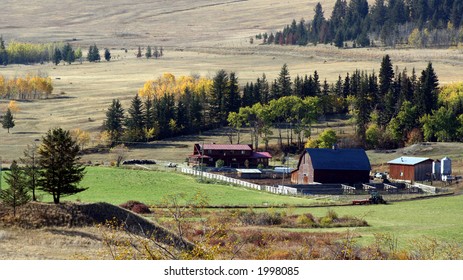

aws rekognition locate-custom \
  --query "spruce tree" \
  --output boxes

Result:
[0,160,30,216]
[145,46,152,59]
[0,36,8,66]
[125,94,145,141]
[62,43,75,64]
[20,144,40,201]
[210,70,229,126]
[38,128,87,204]
[53,48,62,65]
[277,64,292,97]
[104,48,111,61]
[103,99,125,145]
[2,108,15,133]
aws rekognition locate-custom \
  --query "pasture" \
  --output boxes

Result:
[39,166,323,206]
[1,1,463,164]
[5,165,460,244]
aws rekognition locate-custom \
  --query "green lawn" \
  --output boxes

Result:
[56,167,318,206]
[288,195,463,246]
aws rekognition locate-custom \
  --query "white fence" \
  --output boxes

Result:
[180,168,282,194]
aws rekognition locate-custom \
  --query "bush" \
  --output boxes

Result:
[237,210,282,226]
[119,200,151,214]
[296,214,316,227]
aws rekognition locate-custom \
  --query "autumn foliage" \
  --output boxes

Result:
[0,75,53,100]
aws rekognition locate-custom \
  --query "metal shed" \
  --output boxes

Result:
[388,156,433,182]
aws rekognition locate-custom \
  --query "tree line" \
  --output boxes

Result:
[102,56,463,151]
[0,75,53,100]
[258,0,463,48]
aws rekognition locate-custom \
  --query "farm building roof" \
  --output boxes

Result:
[200,144,253,151]
[250,152,272,159]
[388,157,431,165]
[305,148,371,171]
[236,169,262,174]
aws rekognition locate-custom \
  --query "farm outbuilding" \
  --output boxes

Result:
[388,156,434,182]
[291,148,371,184]
[188,143,272,168]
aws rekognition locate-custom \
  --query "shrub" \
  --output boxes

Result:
[319,216,333,227]
[237,210,282,226]
[296,214,316,227]
[119,200,151,214]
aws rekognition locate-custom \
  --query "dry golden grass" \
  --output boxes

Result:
[1,0,463,164]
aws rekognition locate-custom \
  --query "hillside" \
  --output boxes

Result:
[1,0,463,164]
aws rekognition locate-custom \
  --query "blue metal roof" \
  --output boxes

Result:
[305,148,371,171]
[387,156,431,165]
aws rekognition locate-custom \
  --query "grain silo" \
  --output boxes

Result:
[441,157,452,176]
[432,160,441,180]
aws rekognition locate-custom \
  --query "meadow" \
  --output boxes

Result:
[3,166,458,245]
[34,166,321,206]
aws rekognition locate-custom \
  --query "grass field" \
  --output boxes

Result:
[33,166,321,206]
[3,166,459,244]
[287,194,463,248]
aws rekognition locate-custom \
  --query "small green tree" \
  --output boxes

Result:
[53,47,62,65]
[145,46,152,59]
[318,129,338,148]
[62,43,75,64]
[2,108,15,133]
[0,160,31,216]
[104,48,111,61]
[20,144,40,201]
[103,99,125,145]
[37,128,87,204]
[75,47,83,64]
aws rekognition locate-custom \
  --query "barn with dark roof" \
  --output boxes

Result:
[291,148,371,184]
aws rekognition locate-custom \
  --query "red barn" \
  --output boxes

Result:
[291,148,371,184]
[388,157,433,182]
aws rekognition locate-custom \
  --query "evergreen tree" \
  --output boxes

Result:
[37,128,87,204]
[227,72,241,113]
[2,108,15,133]
[259,74,270,104]
[137,46,142,58]
[210,70,229,126]
[277,64,292,97]
[145,46,152,59]
[104,48,111,61]
[87,44,100,62]
[0,160,30,216]
[62,43,75,64]
[0,36,7,66]
[378,54,395,127]
[20,144,40,201]
[125,94,145,141]
[143,97,155,131]
[53,47,62,65]
[415,62,439,117]
[103,99,125,145]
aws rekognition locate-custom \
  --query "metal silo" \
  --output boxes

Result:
[441,157,452,176]
[432,160,441,180]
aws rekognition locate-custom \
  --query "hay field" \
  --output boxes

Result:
[1,0,463,163]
